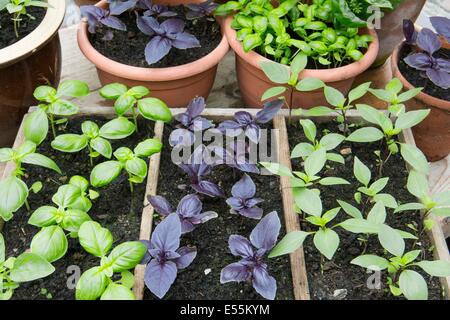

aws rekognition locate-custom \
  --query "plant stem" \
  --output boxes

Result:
[341,109,349,136]
[87,144,94,167]
[132,107,139,132]
[49,114,56,138]
[24,199,30,211]
[378,151,392,178]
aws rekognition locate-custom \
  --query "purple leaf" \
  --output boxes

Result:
[417,28,441,54]
[231,174,256,199]
[174,246,197,269]
[430,16,450,42]
[252,265,277,300]
[151,213,181,252]
[226,197,244,210]
[108,0,137,15]
[139,240,152,264]
[189,211,218,224]
[426,68,450,89]
[228,235,254,258]
[404,53,432,71]
[190,117,214,131]
[240,207,263,220]
[162,19,185,36]
[255,99,283,123]
[246,198,264,207]
[184,0,218,19]
[177,194,202,218]
[144,259,177,299]
[172,32,201,49]
[148,195,173,216]
[169,128,195,147]
[220,262,251,283]
[235,111,253,126]
[217,120,243,136]
[403,19,417,45]
[234,163,260,174]
[193,180,225,198]
[136,14,155,36]
[250,211,280,252]
[159,11,178,17]
[437,58,450,73]
[101,15,127,31]
[145,36,172,64]
[187,96,206,119]
[245,123,261,144]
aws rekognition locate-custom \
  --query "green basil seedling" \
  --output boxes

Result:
[0,0,50,37]
[90,138,163,191]
[75,221,147,300]
[99,83,172,132]
[0,233,55,300]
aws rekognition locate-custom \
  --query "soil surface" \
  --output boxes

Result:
[89,6,222,68]
[144,124,295,300]
[398,44,450,101]
[3,115,154,300]
[0,7,46,50]
[287,121,444,300]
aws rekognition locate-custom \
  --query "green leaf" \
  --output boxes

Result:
[433,190,450,206]
[108,241,147,272]
[90,137,112,159]
[319,177,349,186]
[0,148,14,162]
[385,78,403,94]
[51,134,88,153]
[81,121,99,138]
[397,87,422,102]
[293,188,322,216]
[291,143,314,159]
[326,152,345,164]
[23,108,48,145]
[340,218,379,234]
[9,253,55,282]
[322,207,341,223]
[28,206,58,227]
[324,86,345,107]
[429,207,450,217]
[22,153,62,174]
[134,138,163,157]
[346,127,384,142]
[90,161,123,188]
[406,170,428,200]
[52,184,80,208]
[348,82,371,103]
[261,86,286,101]
[373,193,398,209]
[415,260,450,277]
[100,117,136,140]
[399,270,428,300]
[305,148,326,177]
[401,250,421,264]
[260,162,293,177]
[400,143,429,175]
[118,270,135,289]
[137,98,172,122]
[16,141,36,157]
[394,202,426,213]
[31,181,43,194]
[60,209,92,233]
[290,53,307,77]
[301,106,332,116]
[353,156,371,186]
[351,254,390,271]
[369,177,389,194]
[269,231,310,258]
[378,224,405,257]
[78,221,113,258]
[368,88,393,102]
[367,202,386,225]
[76,266,109,300]
[128,86,150,99]
[319,133,345,151]
[48,100,79,116]
[295,78,325,91]
[313,228,339,260]
[100,283,135,300]
[260,61,290,84]
[100,83,128,99]
[356,104,383,127]
[0,233,5,263]
[337,200,363,219]
[0,177,29,221]
[30,226,68,263]
[395,110,430,130]
[125,157,148,179]
[57,80,89,98]
[243,33,263,52]
[33,85,56,102]
[299,119,316,142]
[114,94,136,116]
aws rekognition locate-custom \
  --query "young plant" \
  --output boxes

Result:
[25,80,90,141]
[351,249,450,300]
[99,83,172,133]
[90,138,163,191]
[63,175,99,212]
[136,15,200,64]
[137,0,177,18]
[220,211,280,300]
[51,121,115,166]
[0,0,50,37]
[226,174,263,220]
[291,119,345,164]
[81,5,127,40]
[76,221,147,300]
[220,141,260,174]
[185,0,218,21]
[148,194,218,233]
[0,234,55,300]
[217,99,283,143]
[142,213,197,299]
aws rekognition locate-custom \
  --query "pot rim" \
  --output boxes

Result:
[77,0,230,82]
[0,0,66,67]
[223,15,379,83]
[391,40,450,111]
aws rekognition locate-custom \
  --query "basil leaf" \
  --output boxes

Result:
[99,117,136,140]
[0,177,29,221]
[108,241,147,272]
[51,134,88,153]
[137,98,172,122]
[90,161,123,188]
[100,283,135,300]
[23,108,49,145]
[78,221,113,257]
[9,253,55,282]
[75,266,108,300]
[30,226,68,263]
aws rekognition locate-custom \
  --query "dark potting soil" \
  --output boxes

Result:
[89,6,222,68]
[0,7,46,50]
[287,121,444,300]
[2,116,154,300]
[398,44,450,102]
[144,124,295,300]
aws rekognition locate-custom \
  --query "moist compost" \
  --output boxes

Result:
[287,121,444,300]
[89,6,222,68]
[398,44,450,101]
[144,124,295,300]
[0,7,46,50]
[3,115,154,300]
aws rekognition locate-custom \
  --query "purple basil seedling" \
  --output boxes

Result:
[226,174,264,220]
[179,160,225,198]
[142,213,197,299]
[220,211,281,300]
[81,5,126,40]
[137,0,177,17]
[184,0,218,21]
[148,194,218,233]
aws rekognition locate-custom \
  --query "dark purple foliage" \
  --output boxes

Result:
[107,0,137,15]
[81,5,126,40]
[136,15,200,64]
[137,0,177,17]
[430,16,450,42]
[142,213,197,299]
[226,174,263,220]
[185,0,218,21]
[148,194,218,233]
[169,97,214,147]
[219,141,260,174]
[404,28,450,89]
[220,212,281,300]
[217,100,283,144]
[403,19,417,45]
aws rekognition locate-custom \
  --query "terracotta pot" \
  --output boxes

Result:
[0,0,65,147]
[224,16,379,109]
[373,0,426,68]
[77,0,229,107]
[391,41,450,162]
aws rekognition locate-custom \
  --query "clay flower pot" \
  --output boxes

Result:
[0,0,65,147]
[77,0,229,107]
[223,16,379,109]
[391,41,450,162]
[372,0,426,68]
